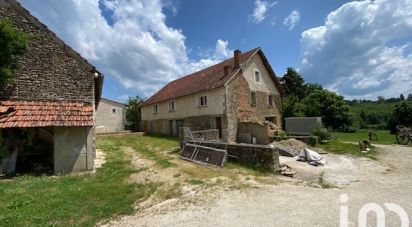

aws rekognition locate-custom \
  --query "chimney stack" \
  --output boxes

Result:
[234,50,241,68]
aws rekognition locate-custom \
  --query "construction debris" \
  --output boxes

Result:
[297,148,326,166]
[278,164,296,177]
[181,143,227,167]
[278,138,307,151]
[270,140,300,157]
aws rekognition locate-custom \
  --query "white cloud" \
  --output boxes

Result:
[283,10,300,30]
[299,0,412,99]
[249,0,277,24]
[18,0,232,97]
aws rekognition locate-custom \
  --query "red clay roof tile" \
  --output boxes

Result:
[0,100,93,128]
[142,48,260,106]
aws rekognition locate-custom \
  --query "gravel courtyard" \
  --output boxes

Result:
[107,144,412,227]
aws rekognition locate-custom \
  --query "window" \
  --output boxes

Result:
[169,101,175,112]
[255,70,260,83]
[199,95,207,107]
[268,95,273,106]
[251,92,256,106]
[112,108,116,114]
[153,104,159,114]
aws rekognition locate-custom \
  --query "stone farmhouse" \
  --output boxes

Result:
[141,48,284,144]
[0,0,103,175]
[96,98,126,134]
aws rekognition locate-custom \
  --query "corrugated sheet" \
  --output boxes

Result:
[0,100,93,128]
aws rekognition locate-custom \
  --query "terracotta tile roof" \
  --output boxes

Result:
[143,48,261,106]
[0,100,94,128]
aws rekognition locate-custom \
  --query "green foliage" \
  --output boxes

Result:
[279,67,306,99]
[304,89,353,131]
[279,67,353,131]
[308,135,318,147]
[0,19,28,86]
[0,137,158,226]
[126,96,145,131]
[390,101,412,131]
[346,99,411,130]
[275,131,288,141]
[311,125,331,143]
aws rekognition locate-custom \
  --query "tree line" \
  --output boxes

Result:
[279,68,412,132]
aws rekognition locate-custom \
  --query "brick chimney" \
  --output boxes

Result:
[234,50,241,68]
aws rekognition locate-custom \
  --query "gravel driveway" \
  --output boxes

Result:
[107,144,412,227]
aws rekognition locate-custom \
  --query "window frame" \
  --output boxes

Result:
[254,69,261,83]
[268,94,273,107]
[169,101,175,112]
[251,92,257,106]
[112,108,116,114]
[153,104,159,114]
[199,95,208,107]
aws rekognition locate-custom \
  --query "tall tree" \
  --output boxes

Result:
[393,102,412,126]
[407,93,412,101]
[279,67,306,99]
[304,89,352,131]
[400,93,405,100]
[0,19,28,86]
[126,96,145,132]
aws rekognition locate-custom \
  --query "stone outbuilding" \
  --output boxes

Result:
[141,48,284,144]
[96,98,127,134]
[0,0,103,175]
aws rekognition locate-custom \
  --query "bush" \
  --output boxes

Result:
[275,131,288,141]
[311,125,331,143]
[308,135,318,146]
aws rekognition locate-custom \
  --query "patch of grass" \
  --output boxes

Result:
[187,179,204,185]
[319,139,378,160]
[318,172,334,189]
[334,130,397,145]
[0,138,158,226]
[157,183,183,200]
[104,135,179,168]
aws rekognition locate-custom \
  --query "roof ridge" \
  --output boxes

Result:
[143,47,260,105]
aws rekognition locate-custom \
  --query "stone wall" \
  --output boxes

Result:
[0,0,95,101]
[237,122,270,145]
[194,141,280,172]
[96,99,126,133]
[143,114,226,137]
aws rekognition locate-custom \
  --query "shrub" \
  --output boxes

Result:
[275,131,288,141]
[311,125,331,143]
[308,135,318,146]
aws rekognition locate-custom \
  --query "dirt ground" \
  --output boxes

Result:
[105,144,412,227]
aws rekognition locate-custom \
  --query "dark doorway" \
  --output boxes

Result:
[169,120,174,136]
[216,117,222,138]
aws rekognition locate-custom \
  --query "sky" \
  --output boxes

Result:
[18,0,412,102]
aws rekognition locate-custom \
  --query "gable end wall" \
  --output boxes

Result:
[0,1,94,101]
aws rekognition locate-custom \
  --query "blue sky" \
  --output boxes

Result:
[18,0,412,102]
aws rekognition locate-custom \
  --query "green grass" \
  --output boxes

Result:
[187,179,204,185]
[319,139,378,160]
[110,135,179,168]
[0,136,161,226]
[334,130,397,145]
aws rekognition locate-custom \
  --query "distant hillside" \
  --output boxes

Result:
[346,99,412,129]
